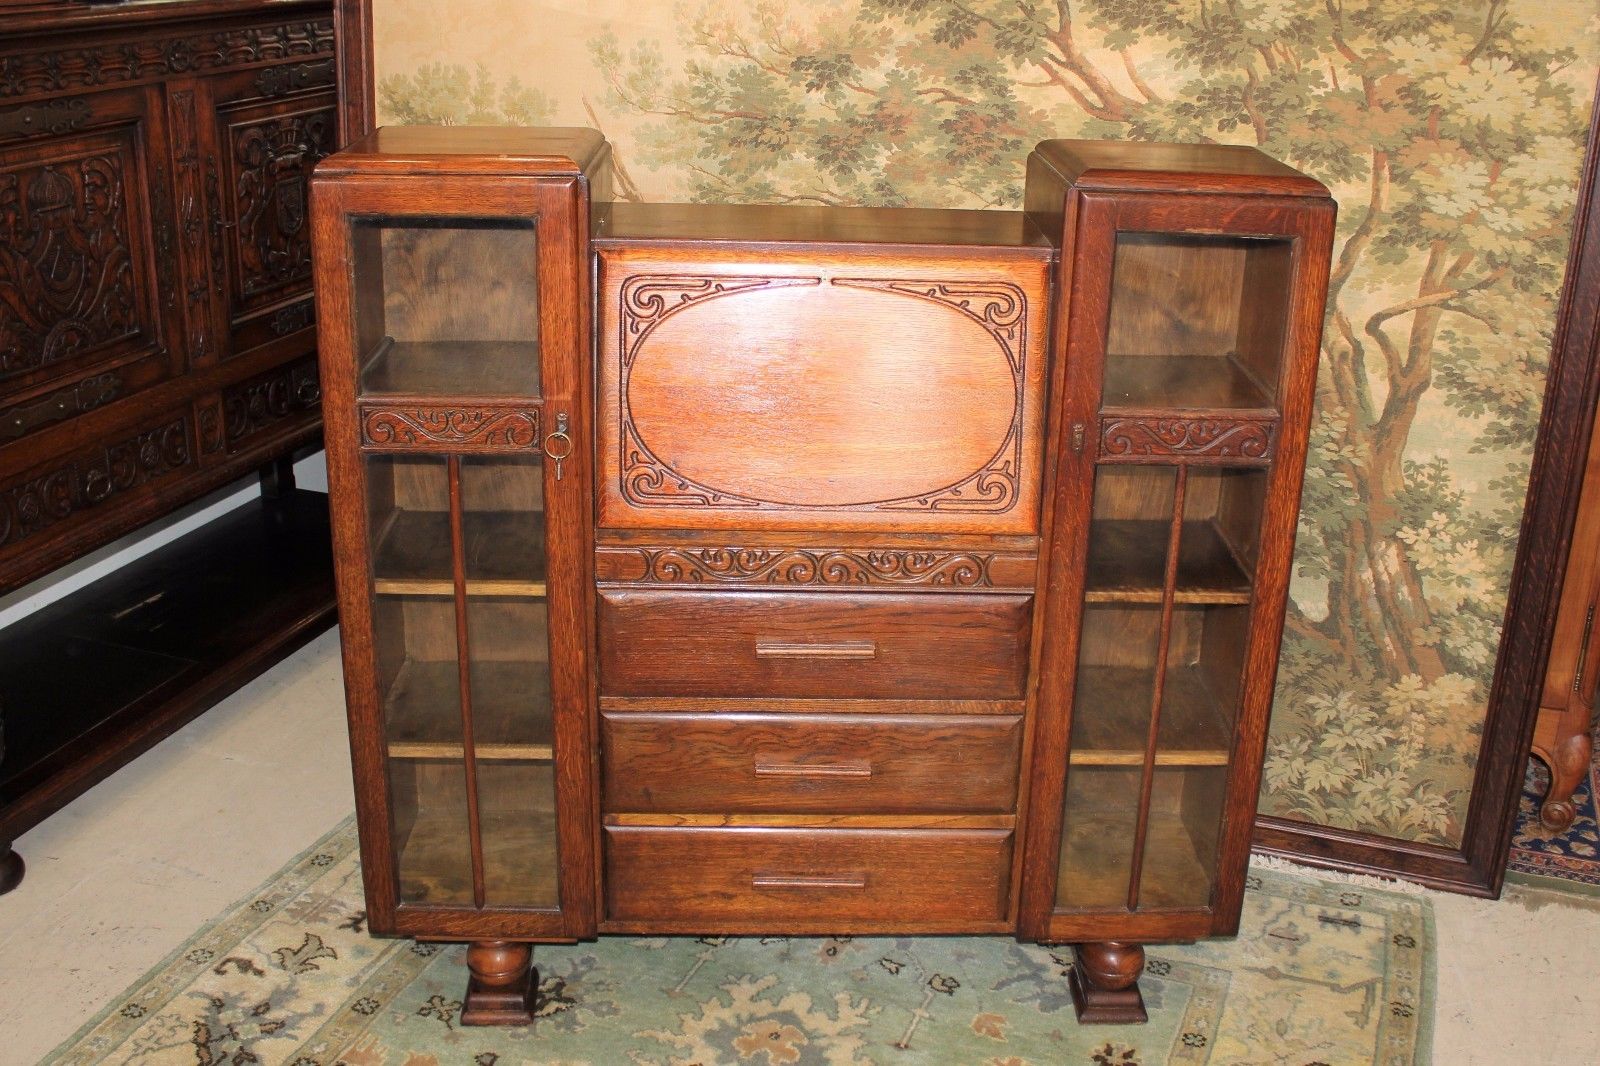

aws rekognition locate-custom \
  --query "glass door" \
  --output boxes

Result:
[1023,191,1329,942]
[314,174,594,939]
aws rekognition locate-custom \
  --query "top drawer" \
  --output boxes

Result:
[595,241,1051,535]
[598,589,1031,700]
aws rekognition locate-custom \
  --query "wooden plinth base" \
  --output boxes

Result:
[1069,941,1148,1024]
[461,941,537,1026]
[0,842,22,896]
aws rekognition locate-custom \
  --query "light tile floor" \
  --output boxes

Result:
[4,628,1599,1064]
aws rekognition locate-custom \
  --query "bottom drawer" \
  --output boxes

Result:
[603,825,1013,931]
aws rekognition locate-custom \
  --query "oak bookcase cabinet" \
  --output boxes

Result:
[311,128,1335,1026]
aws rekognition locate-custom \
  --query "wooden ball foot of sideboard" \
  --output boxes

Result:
[0,841,22,895]
[461,941,538,1026]
[1068,941,1148,1024]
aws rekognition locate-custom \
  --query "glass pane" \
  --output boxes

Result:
[1084,467,1178,605]
[1055,766,1142,911]
[462,455,557,909]
[353,218,540,399]
[1101,233,1291,411]
[1136,767,1226,909]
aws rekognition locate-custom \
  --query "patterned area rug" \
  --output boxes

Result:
[1508,729,1600,895]
[49,819,1433,1065]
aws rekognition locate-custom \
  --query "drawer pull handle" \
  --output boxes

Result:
[752,872,867,890]
[754,759,873,779]
[754,640,877,659]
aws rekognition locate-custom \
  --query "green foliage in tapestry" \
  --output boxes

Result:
[589,0,1598,844]
[379,62,556,126]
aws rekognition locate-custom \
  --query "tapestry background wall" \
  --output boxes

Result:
[372,0,1600,848]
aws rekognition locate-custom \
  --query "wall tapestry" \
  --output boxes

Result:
[373,0,1600,848]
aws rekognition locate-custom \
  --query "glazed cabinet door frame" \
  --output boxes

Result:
[312,173,597,940]
[1020,189,1335,943]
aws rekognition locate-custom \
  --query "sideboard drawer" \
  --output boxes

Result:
[597,590,1031,700]
[603,826,1013,929]
[602,712,1023,813]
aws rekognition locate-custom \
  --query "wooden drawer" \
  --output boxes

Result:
[603,826,1013,930]
[597,590,1031,700]
[602,712,1022,813]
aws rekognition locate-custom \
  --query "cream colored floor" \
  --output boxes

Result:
[4,628,1600,1065]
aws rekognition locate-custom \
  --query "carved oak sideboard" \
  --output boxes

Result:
[0,0,364,891]
[312,127,1335,1025]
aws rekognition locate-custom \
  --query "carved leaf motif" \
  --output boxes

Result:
[1101,417,1274,460]
[361,407,539,450]
[631,546,994,587]
[223,358,319,446]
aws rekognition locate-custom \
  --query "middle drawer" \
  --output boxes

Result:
[597,589,1032,700]
[602,712,1023,813]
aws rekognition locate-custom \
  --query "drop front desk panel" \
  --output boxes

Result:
[311,127,1335,1026]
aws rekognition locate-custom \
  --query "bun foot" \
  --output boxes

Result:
[1069,941,1147,1024]
[1541,799,1577,833]
[0,842,22,895]
[461,940,537,1026]
[1535,732,1591,834]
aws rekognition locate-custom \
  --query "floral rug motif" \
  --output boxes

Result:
[48,818,1433,1065]
[1508,731,1600,895]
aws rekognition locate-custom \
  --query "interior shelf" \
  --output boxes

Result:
[1069,665,1233,766]
[1101,354,1274,412]
[1055,802,1214,911]
[1085,519,1253,604]
[360,337,541,399]
[384,659,553,760]
[397,804,559,907]
[371,509,546,597]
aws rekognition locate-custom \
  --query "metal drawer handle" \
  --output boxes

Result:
[754,760,873,779]
[754,640,877,659]
[752,872,867,890]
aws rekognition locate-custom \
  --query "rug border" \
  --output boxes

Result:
[42,815,360,1061]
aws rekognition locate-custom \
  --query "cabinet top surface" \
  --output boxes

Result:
[1034,139,1330,198]
[0,0,329,37]
[594,202,1053,255]
[317,126,609,179]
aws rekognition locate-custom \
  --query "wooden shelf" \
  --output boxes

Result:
[384,659,553,760]
[1085,519,1252,604]
[372,509,546,597]
[1069,665,1234,766]
[397,804,559,908]
[1101,354,1273,412]
[360,338,541,399]
[1055,801,1214,911]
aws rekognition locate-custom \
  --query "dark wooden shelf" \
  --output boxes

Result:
[360,338,541,399]
[1069,665,1234,766]
[372,509,546,596]
[1085,519,1253,604]
[384,659,552,760]
[0,489,337,845]
[1101,354,1274,412]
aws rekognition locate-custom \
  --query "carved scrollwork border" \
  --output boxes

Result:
[359,403,540,452]
[615,273,1027,515]
[1100,415,1276,463]
[596,545,1039,589]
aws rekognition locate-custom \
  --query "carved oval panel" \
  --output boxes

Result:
[624,281,1018,508]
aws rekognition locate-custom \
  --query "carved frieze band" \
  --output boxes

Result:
[360,404,540,452]
[617,273,1026,514]
[596,545,1037,590]
[223,356,319,450]
[1100,415,1276,463]
[0,415,191,551]
[0,19,336,100]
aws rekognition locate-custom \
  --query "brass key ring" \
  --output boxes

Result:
[544,412,572,478]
